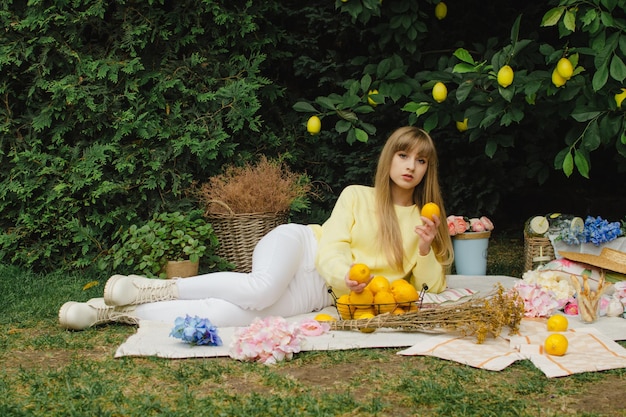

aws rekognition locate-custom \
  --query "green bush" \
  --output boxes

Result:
[0,1,290,270]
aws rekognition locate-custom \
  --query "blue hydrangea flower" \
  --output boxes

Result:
[559,216,623,246]
[170,315,222,346]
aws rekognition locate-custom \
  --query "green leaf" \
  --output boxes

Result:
[354,128,368,142]
[574,150,590,178]
[571,110,601,122]
[360,73,372,92]
[316,96,337,111]
[582,119,601,151]
[452,63,478,74]
[292,101,317,113]
[485,141,497,158]
[336,109,358,122]
[592,64,609,91]
[498,85,515,103]
[455,80,473,103]
[563,10,576,32]
[610,55,626,82]
[453,48,475,65]
[541,7,565,27]
[562,151,574,177]
[335,120,352,133]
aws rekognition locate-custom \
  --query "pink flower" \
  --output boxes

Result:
[229,316,303,365]
[511,281,560,317]
[469,218,486,232]
[298,318,330,336]
[480,216,494,231]
[563,300,578,315]
[447,215,468,236]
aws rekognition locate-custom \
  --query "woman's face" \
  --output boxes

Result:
[389,149,428,191]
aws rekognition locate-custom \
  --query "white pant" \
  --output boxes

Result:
[135,224,332,326]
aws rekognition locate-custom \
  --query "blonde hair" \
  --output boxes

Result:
[374,126,454,271]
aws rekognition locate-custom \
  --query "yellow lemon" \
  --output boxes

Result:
[348,263,371,285]
[367,89,379,107]
[391,306,405,315]
[357,312,376,333]
[354,306,376,318]
[373,290,397,314]
[547,315,568,332]
[434,2,447,20]
[497,65,514,88]
[421,202,441,221]
[336,294,354,319]
[551,69,566,87]
[314,313,337,322]
[390,280,419,303]
[349,288,374,306]
[456,118,468,132]
[366,275,391,295]
[432,82,447,103]
[556,57,574,80]
[615,88,626,108]
[306,115,321,135]
[544,333,568,356]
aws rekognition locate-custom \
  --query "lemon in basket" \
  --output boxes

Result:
[354,306,376,318]
[373,290,396,314]
[366,275,390,294]
[336,294,354,319]
[349,288,374,305]
[390,280,419,303]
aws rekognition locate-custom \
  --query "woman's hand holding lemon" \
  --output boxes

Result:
[415,202,441,256]
[344,263,372,293]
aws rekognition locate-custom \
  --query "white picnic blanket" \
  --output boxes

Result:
[115,275,626,377]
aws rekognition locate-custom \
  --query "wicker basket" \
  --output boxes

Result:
[205,201,288,272]
[523,232,555,272]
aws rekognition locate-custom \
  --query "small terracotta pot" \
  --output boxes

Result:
[165,260,199,279]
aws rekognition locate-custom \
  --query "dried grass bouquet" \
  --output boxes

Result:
[195,156,311,215]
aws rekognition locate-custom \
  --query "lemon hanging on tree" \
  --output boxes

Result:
[432,82,447,103]
[367,89,379,107]
[556,57,574,80]
[434,2,447,20]
[306,115,321,135]
[551,69,566,87]
[615,88,626,108]
[497,65,514,88]
[456,118,468,132]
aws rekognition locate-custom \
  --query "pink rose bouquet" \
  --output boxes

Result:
[446,215,494,236]
[229,316,330,365]
[511,281,560,317]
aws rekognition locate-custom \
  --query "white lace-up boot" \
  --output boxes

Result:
[104,274,179,307]
[58,298,138,330]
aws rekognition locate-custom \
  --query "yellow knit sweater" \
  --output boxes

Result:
[309,185,446,297]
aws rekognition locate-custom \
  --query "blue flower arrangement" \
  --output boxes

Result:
[170,315,222,346]
[559,216,623,246]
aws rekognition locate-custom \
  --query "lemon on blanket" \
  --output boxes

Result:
[314,313,336,322]
[544,333,568,356]
[547,315,568,332]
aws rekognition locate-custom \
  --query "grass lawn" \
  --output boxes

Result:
[1,232,625,416]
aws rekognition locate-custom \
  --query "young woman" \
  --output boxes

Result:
[59,126,454,329]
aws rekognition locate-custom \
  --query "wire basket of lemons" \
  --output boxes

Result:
[329,274,428,321]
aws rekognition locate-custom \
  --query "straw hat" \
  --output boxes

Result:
[559,247,626,275]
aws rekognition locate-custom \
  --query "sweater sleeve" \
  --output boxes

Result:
[314,186,359,294]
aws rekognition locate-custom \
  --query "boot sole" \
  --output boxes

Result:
[58,301,79,330]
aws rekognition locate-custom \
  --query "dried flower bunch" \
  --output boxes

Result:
[195,156,311,214]
[330,284,524,344]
